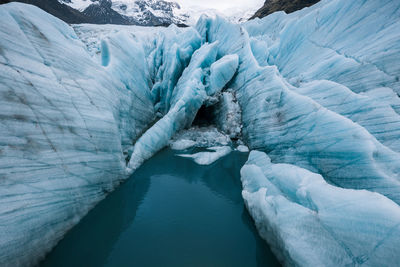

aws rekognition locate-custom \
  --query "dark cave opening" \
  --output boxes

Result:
[192,105,216,127]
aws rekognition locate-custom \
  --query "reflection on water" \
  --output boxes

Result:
[40,148,280,267]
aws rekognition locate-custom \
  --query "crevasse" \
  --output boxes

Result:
[0,0,400,266]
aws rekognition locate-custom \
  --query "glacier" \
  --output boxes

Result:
[0,0,400,266]
[241,151,400,266]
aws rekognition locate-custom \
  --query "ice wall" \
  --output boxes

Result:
[0,4,240,264]
[194,0,400,265]
[0,3,156,266]
[127,42,239,171]
[241,151,400,266]
[245,0,400,95]
[195,0,400,205]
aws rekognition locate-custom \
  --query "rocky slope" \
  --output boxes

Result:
[251,0,320,19]
[0,0,91,23]
[82,0,135,25]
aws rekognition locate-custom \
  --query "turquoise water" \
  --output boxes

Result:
[40,148,280,267]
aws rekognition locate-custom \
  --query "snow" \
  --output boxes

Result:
[59,0,93,11]
[177,146,232,165]
[241,150,400,266]
[72,23,166,61]
[213,90,242,139]
[111,0,186,25]
[169,126,231,150]
[174,5,258,25]
[58,0,259,26]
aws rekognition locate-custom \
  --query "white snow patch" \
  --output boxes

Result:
[169,126,231,149]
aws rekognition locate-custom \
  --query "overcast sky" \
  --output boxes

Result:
[175,0,264,11]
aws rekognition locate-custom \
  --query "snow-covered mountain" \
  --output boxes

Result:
[58,0,256,25]
[112,0,185,25]
[59,0,188,25]
[0,0,265,26]
[1,0,400,266]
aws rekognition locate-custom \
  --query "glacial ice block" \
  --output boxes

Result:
[241,151,400,267]
[128,42,236,172]
[296,80,400,153]
[195,7,400,205]
[207,54,239,96]
[1,0,400,265]
[0,3,155,266]
[244,0,400,95]
[149,26,202,114]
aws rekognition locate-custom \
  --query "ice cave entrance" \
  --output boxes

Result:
[40,148,280,266]
[192,104,216,127]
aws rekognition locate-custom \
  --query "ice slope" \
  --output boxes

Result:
[296,80,400,153]
[244,0,400,95]
[194,1,400,264]
[0,3,156,266]
[194,0,400,205]
[241,151,400,266]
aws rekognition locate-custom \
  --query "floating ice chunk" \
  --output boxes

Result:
[236,145,249,152]
[241,151,400,267]
[178,146,232,165]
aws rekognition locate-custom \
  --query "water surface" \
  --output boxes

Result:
[41,148,280,267]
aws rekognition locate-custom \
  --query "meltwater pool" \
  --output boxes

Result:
[40,148,280,267]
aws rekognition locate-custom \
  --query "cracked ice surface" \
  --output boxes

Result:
[0,3,156,266]
[241,151,400,267]
[195,4,400,205]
